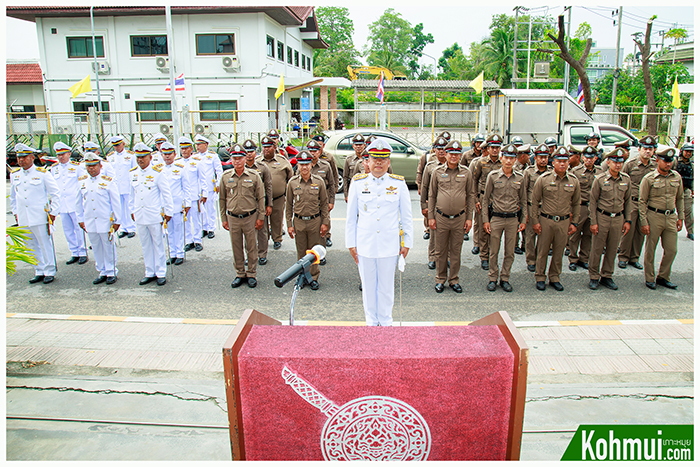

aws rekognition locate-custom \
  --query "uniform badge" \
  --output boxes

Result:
[386,185,397,195]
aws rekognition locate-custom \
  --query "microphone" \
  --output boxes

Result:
[274,244,326,288]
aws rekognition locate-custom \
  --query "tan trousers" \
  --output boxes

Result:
[269,196,286,242]
[568,204,592,264]
[435,213,465,285]
[293,216,322,281]
[535,216,569,283]
[227,214,258,278]
[525,208,539,266]
[644,210,679,283]
[473,203,481,249]
[488,216,518,282]
[683,188,693,234]
[479,213,491,261]
[257,215,269,258]
[618,202,645,263]
[589,214,624,280]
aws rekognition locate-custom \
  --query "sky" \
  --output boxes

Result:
[4,2,696,69]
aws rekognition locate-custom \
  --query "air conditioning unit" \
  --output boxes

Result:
[194,123,205,134]
[533,62,550,77]
[222,55,240,72]
[91,61,110,75]
[159,124,171,135]
[55,125,73,134]
[155,56,169,72]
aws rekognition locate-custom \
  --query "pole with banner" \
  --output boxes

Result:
[165,6,180,146]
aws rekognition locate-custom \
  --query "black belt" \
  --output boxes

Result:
[540,213,571,222]
[227,209,257,219]
[648,206,676,215]
[273,193,285,201]
[632,196,639,201]
[294,212,320,221]
[581,201,589,206]
[437,209,465,219]
[480,190,485,195]
[527,202,532,206]
[491,211,519,218]
[596,207,623,218]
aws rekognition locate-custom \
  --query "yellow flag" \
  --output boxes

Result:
[470,71,484,94]
[69,75,92,98]
[275,74,285,100]
[671,76,681,108]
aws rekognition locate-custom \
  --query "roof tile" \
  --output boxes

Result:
[6,63,43,84]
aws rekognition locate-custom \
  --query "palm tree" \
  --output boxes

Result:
[664,28,688,64]
[480,29,514,87]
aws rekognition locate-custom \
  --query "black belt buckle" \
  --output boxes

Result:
[552,215,561,222]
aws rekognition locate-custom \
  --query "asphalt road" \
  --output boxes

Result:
[6,182,694,323]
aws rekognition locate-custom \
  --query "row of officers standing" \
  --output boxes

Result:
[415,130,692,293]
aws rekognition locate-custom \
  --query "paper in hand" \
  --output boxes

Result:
[398,254,406,272]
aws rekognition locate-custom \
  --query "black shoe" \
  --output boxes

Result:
[319,258,327,266]
[42,276,54,284]
[500,281,513,292]
[309,280,319,290]
[450,283,463,293]
[568,263,577,271]
[258,257,267,265]
[629,261,643,270]
[435,283,445,293]
[273,242,282,250]
[118,231,128,239]
[359,283,363,291]
[487,281,497,292]
[481,260,489,270]
[156,277,167,286]
[464,233,469,241]
[231,277,245,288]
[29,275,45,284]
[207,231,215,239]
[527,264,536,272]
[600,277,618,290]
[247,277,257,288]
[588,279,599,289]
[194,243,203,252]
[423,231,430,240]
[202,230,208,238]
[166,257,175,265]
[78,256,88,264]
[618,260,627,269]
[174,258,184,266]
[428,261,436,270]
[127,232,135,238]
[66,256,79,265]
[656,277,678,289]
[514,247,524,255]
[93,276,107,285]
[564,248,570,256]
[536,281,546,291]
[326,238,333,247]
[645,281,657,290]
[687,233,694,240]
[106,276,117,285]
[548,248,553,256]
[576,261,589,270]
[471,247,480,255]
[549,281,564,291]
[139,276,156,285]
[184,243,195,252]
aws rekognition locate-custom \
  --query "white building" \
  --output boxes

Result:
[7,6,330,138]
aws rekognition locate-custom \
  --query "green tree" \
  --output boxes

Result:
[313,7,359,78]
[407,23,434,79]
[664,28,687,64]
[6,226,37,276]
[481,28,514,87]
[365,8,413,75]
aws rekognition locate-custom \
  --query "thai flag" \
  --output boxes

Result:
[576,80,584,106]
[375,71,385,104]
[166,73,185,92]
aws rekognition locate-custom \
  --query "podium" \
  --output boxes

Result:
[222,310,528,460]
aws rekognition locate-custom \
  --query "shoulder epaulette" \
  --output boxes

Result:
[192,155,201,161]
[70,160,80,166]
[208,150,216,155]
[129,166,138,172]
[50,162,58,168]
[78,174,88,180]
[389,173,405,181]
[126,150,134,154]
[353,173,369,181]
[153,163,163,169]
[152,166,162,173]
[101,175,112,182]
[36,167,47,173]
[174,162,185,168]
[11,167,20,173]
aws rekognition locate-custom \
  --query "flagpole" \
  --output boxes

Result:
[90,6,104,134]
[165,6,180,146]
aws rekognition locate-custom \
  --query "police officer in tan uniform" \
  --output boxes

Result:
[343,133,366,202]
[420,137,448,269]
[285,150,330,290]
[310,134,339,247]
[256,136,293,251]
[460,133,485,169]
[428,140,474,293]
[471,133,503,269]
[618,135,658,269]
[243,139,273,265]
[601,139,632,172]
[522,144,551,272]
[672,142,693,240]
[639,147,684,290]
[416,137,441,241]
[567,145,582,170]
[221,144,265,288]
[531,146,581,291]
[482,144,527,292]
[588,149,632,290]
[568,146,602,271]
[308,139,336,265]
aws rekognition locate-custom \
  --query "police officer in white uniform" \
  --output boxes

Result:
[346,138,414,326]
[179,136,207,252]
[194,134,223,239]
[83,141,116,178]
[159,141,192,265]
[151,132,167,165]
[9,143,61,283]
[77,153,122,284]
[128,142,174,286]
[108,135,137,238]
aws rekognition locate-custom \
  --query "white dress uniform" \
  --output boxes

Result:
[9,165,61,277]
[346,171,414,326]
[161,158,192,260]
[197,148,224,233]
[181,154,207,246]
[109,146,137,234]
[129,162,174,279]
[50,159,88,258]
[77,172,122,278]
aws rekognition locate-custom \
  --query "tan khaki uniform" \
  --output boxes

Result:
[246,161,272,258]
[343,153,361,199]
[219,168,265,279]
[522,166,549,266]
[588,172,632,281]
[618,157,657,263]
[639,169,684,283]
[460,148,481,168]
[428,164,475,285]
[472,155,503,261]
[416,150,437,233]
[672,157,693,235]
[256,154,293,243]
[421,159,445,263]
[482,169,527,282]
[568,165,602,264]
[285,174,330,281]
[312,158,335,241]
[531,171,581,283]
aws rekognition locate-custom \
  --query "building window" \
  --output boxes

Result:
[73,101,110,122]
[294,50,299,67]
[287,46,293,65]
[196,34,235,55]
[301,54,306,70]
[266,35,275,58]
[199,100,238,121]
[308,56,312,72]
[131,35,168,56]
[10,105,36,119]
[277,41,284,62]
[67,36,104,58]
[135,101,172,121]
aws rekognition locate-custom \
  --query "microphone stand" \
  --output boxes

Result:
[288,262,313,326]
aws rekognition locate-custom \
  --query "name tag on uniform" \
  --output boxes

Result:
[441,173,449,178]
[311,183,319,190]
[457,174,466,178]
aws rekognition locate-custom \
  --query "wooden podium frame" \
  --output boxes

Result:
[222,310,528,460]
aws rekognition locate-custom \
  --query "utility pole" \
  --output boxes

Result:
[563,6,571,93]
[611,7,623,114]
[165,6,180,146]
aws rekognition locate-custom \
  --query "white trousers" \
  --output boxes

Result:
[166,211,185,258]
[119,193,136,233]
[357,255,398,326]
[87,231,118,277]
[203,191,217,232]
[61,211,87,257]
[137,223,167,278]
[185,200,202,244]
[27,224,56,276]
